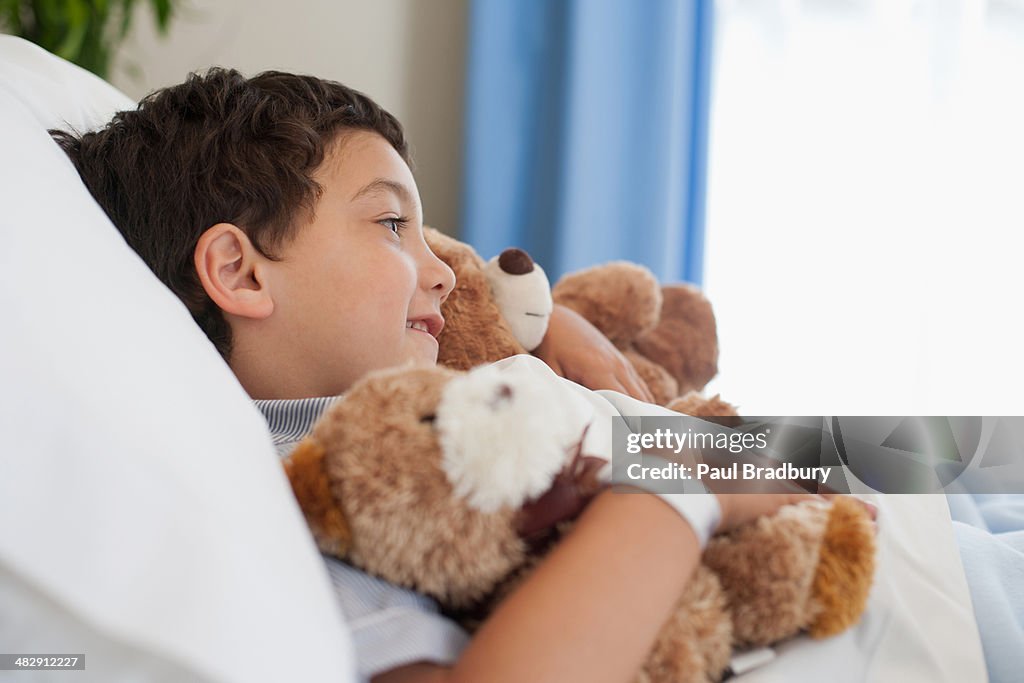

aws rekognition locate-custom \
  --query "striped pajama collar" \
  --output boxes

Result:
[253,395,341,447]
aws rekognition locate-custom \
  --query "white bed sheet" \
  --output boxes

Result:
[737,494,987,683]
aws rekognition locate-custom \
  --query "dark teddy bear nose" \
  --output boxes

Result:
[498,248,535,275]
[487,383,514,409]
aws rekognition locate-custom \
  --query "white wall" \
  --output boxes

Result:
[114,0,469,235]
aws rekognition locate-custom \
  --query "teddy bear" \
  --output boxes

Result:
[424,228,722,408]
[284,361,877,683]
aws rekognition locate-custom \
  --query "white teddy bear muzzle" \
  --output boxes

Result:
[435,364,585,513]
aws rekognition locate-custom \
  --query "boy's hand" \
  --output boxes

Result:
[533,304,655,402]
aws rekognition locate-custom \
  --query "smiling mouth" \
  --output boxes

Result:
[406,314,445,338]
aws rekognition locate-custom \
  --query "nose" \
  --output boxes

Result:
[487,383,514,409]
[422,246,456,303]
[498,248,534,275]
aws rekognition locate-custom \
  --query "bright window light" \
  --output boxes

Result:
[704,0,1024,415]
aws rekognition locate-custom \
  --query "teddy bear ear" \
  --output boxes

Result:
[807,496,877,638]
[283,438,352,558]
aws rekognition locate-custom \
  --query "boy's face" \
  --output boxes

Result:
[254,130,455,398]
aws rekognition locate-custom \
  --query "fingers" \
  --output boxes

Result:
[595,366,653,403]
[597,350,653,403]
[596,372,635,399]
[615,370,652,403]
[621,364,655,403]
[548,344,653,403]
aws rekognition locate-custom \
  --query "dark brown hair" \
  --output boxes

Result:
[51,68,409,359]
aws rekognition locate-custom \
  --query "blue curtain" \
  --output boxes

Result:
[461,0,713,284]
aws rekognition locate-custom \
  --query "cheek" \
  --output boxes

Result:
[352,252,418,324]
[376,251,420,299]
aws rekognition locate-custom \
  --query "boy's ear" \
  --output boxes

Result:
[194,223,274,320]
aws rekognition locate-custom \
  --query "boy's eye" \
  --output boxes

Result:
[379,217,409,236]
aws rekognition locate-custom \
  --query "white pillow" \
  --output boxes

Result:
[0,35,134,130]
[0,37,356,683]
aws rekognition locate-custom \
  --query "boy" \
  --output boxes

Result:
[53,68,819,683]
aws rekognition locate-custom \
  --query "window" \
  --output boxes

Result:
[704,0,1024,414]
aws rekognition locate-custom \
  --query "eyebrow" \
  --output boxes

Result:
[350,177,416,208]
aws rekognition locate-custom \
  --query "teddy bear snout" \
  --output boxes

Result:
[498,248,535,275]
[482,248,553,353]
[435,365,584,513]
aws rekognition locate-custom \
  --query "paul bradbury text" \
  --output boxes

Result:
[626,462,833,484]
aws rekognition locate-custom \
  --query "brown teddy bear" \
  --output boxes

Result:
[284,362,876,683]
[425,228,722,407]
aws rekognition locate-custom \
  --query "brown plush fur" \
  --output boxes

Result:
[808,496,877,638]
[705,503,831,647]
[551,262,663,347]
[638,566,732,683]
[285,364,877,683]
[624,349,679,405]
[305,365,528,609]
[424,228,723,409]
[635,284,721,396]
[554,267,721,406]
[283,439,352,557]
[425,228,527,370]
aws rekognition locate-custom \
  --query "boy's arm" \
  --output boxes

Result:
[375,490,814,683]
[533,304,655,402]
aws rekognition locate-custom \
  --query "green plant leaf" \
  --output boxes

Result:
[54,0,88,61]
[152,0,171,30]
[116,0,132,39]
[8,0,178,77]
[0,0,24,34]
